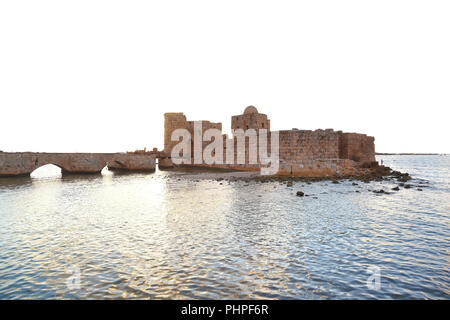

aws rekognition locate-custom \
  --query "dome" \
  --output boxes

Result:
[244,105,258,114]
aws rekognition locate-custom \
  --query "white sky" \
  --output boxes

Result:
[1,1,449,153]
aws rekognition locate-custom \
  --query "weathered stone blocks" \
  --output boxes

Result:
[162,106,376,177]
[0,152,156,176]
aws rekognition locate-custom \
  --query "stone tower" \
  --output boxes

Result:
[163,112,223,156]
[231,106,270,132]
[164,112,188,153]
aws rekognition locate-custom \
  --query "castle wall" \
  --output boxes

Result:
[279,129,339,162]
[338,132,375,164]
[187,120,222,163]
[277,129,340,176]
[162,108,376,176]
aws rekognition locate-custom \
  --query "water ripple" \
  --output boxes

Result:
[0,155,449,299]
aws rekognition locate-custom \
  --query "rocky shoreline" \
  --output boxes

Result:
[171,162,429,197]
[175,162,411,183]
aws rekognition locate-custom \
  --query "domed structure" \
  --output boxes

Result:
[243,105,258,114]
[231,105,270,131]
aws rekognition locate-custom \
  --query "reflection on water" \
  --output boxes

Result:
[0,155,449,299]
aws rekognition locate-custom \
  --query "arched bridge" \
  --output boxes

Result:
[0,152,156,177]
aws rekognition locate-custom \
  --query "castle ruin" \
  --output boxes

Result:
[162,106,376,177]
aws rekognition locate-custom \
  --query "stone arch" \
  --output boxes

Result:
[30,156,73,175]
[30,163,63,177]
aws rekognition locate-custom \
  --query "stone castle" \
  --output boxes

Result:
[161,106,376,177]
[0,105,376,178]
